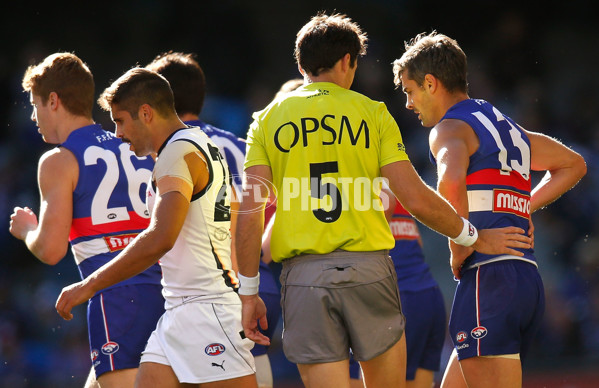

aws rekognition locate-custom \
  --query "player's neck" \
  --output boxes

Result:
[305,59,353,89]
[151,116,188,153]
[442,92,469,114]
[56,115,95,143]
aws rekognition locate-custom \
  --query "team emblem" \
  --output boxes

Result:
[213,227,230,241]
[471,326,488,339]
[456,331,468,343]
[468,223,476,237]
[91,349,99,361]
[205,343,226,356]
[101,341,120,355]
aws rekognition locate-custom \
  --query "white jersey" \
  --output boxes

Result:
[147,127,239,309]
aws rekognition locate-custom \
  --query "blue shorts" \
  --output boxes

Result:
[251,291,281,356]
[349,351,361,379]
[349,285,446,380]
[88,284,165,377]
[402,286,446,379]
[449,260,544,360]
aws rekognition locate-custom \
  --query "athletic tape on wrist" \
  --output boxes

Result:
[237,273,260,295]
[451,217,478,247]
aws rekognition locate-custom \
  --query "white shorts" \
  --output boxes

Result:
[141,300,256,383]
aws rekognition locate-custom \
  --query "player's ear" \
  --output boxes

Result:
[48,92,59,110]
[139,104,153,123]
[424,74,438,93]
[338,53,352,72]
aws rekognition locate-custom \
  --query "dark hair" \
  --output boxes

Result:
[146,51,206,116]
[22,52,95,117]
[295,13,367,76]
[393,31,468,93]
[98,67,176,119]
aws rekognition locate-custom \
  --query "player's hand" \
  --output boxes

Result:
[9,207,38,240]
[472,226,532,256]
[55,280,95,320]
[449,243,473,280]
[450,253,462,280]
[239,294,270,346]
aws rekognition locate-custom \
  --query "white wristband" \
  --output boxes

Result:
[237,273,260,295]
[451,217,478,247]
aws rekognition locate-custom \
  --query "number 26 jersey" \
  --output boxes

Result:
[62,124,161,288]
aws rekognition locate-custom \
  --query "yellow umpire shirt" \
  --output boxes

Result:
[245,82,409,262]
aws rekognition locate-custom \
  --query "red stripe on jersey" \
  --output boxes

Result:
[467,169,531,192]
[69,212,150,241]
[389,200,419,240]
[393,199,410,216]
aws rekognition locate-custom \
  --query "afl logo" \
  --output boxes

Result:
[471,326,488,339]
[107,213,117,220]
[456,331,468,343]
[101,341,120,355]
[205,343,226,356]
[91,349,99,361]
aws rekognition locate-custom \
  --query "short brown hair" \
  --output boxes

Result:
[393,31,468,94]
[295,13,367,76]
[22,52,95,118]
[98,67,176,119]
[146,52,206,116]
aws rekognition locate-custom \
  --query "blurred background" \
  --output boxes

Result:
[1,1,598,387]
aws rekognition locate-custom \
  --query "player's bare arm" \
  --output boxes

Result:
[55,187,189,320]
[381,158,530,257]
[525,129,586,212]
[235,164,272,346]
[382,160,461,236]
[430,120,477,275]
[10,148,77,264]
[56,151,207,320]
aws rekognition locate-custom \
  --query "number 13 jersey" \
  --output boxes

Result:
[434,99,535,270]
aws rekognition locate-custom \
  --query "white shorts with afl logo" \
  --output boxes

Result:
[141,296,256,383]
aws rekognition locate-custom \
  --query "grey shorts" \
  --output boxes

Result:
[280,250,405,364]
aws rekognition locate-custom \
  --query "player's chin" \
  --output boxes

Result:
[124,142,138,154]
